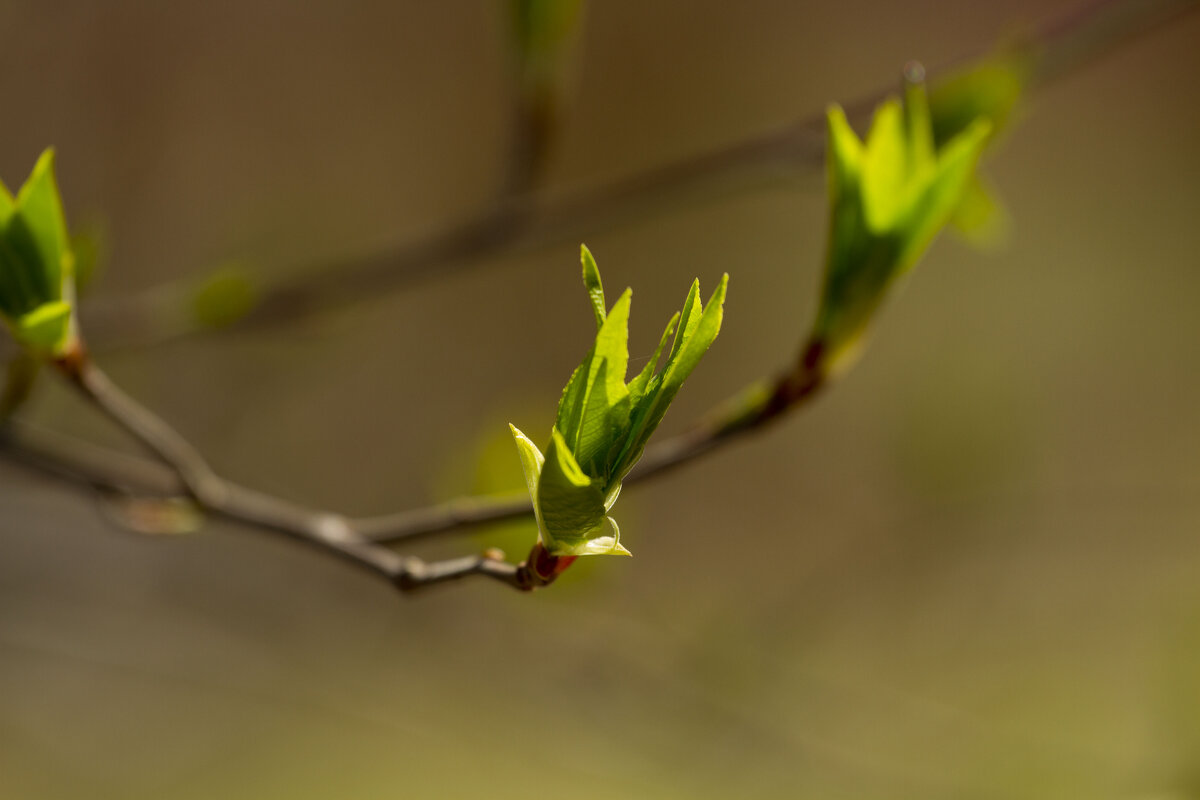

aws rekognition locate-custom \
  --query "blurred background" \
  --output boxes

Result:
[1,1,1199,797]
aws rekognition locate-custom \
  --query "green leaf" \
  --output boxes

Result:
[13,149,71,299]
[581,244,606,330]
[538,427,607,554]
[555,354,592,446]
[510,0,585,61]
[662,274,728,394]
[0,149,78,353]
[511,248,727,560]
[615,274,728,476]
[898,117,991,269]
[574,357,623,475]
[861,99,908,231]
[0,234,41,317]
[0,178,14,224]
[558,516,630,557]
[950,174,1009,245]
[667,279,702,365]
[567,288,631,468]
[809,63,1001,378]
[589,288,631,403]
[929,52,1027,149]
[13,301,72,353]
[509,423,548,538]
[627,311,679,404]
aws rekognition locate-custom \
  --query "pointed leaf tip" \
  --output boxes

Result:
[581,244,606,330]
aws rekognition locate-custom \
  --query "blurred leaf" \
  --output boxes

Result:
[813,68,991,374]
[14,301,73,354]
[69,219,108,296]
[929,51,1029,148]
[950,174,1010,247]
[190,265,259,329]
[929,51,1028,250]
[0,149,78,355]
[507,0,587,187]
[100,494,205,536]
[12,149,72,299]
[510,0,585,60]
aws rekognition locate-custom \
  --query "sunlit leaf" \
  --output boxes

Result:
[511,247,726,559]
[0,149,78,355]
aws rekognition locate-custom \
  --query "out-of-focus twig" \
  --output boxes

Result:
[76,0,1198,352]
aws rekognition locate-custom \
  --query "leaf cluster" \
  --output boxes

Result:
[813,69,991,373]
[511,246,727,556]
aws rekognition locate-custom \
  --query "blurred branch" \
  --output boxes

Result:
[76,0,1198,352]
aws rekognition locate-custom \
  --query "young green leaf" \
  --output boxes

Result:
[811,64,991,374]
[0,149,78,356]
[581,244,606,330]
[511,247,727,559]
[929,51,1028,244]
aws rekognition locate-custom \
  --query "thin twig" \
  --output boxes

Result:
[29,347,537,592]
[74,0,1199,352]
[365,338,830,544]
[0,334,829,549]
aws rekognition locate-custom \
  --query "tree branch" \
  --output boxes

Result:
[0,332,829,553]
[17,347,539,593]
[74,0,1198,352]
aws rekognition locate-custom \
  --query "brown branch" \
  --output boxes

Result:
[364,337,831,545]
[0,333,831,552]
[21,346,540,593]
[74,0,1198,352]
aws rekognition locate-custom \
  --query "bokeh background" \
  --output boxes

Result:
[2,2,1199,797]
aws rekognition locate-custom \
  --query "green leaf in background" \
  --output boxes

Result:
[506,0,587,184]
[929,51,1028,149]
[930,51,1028,244]
[190,265,259,330]
[69,219,108,296]
[811,64,991,376]
[511,245,727,557]
[509,0,585,86]
[0,149,78,356]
